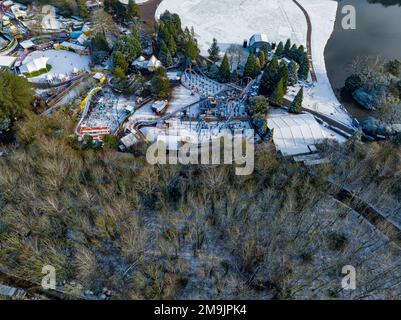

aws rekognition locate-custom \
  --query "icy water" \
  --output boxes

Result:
[326,0,401,121]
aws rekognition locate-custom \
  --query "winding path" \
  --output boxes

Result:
[292,0,318,82]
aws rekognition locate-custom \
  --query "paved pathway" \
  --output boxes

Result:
[292,0,318,82]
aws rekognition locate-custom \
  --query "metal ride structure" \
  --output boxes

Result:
[132,68,254,143]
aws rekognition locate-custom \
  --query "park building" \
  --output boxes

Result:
[248,33,269,52]
[19,57,49,75]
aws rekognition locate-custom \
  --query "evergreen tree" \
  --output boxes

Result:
[257,50,266,69]
[151,67,172,98]
[115,28,142,63]
[278,61,289,92]
[263,46,269,61]
[159,41,173,67]
[386,59,401,77]
[244,52,257,79]
[127,0,140,20]
[255,57,262,75]
[275,41,284,57]
[185,37,199,61]
[271,77,285,105]
[298,50,309,80]
[288,60,299,85]
[167,34,177,57]
[113,66,126,80]
[157,23,169,46]
[260,57,279,95]
[219,54,231,83]
[290,87,303,114]
[208,38,220,62]
[288,44,298,60]
[113,50,129,74]
[284,39,291,57]
[0,71,34,132]
[77,0,89,18]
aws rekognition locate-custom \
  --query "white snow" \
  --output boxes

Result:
[267,111,340,156]
[156,0,355,128]
[156,0,306,53]
[21,49,90,81]
[167,85,201,116]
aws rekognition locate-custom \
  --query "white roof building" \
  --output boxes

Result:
[93,72,105,81]
[0,56,17,68]
[41,15,61,31]
[249,33,269,48]
[20,40,35,50]
[2,1,14,7]
[20,57,49,74]
[267,113,328,156]
[60,41,86,52]
[147,55,162,70]
[133,55,162,71]
[77,33,88,45]
[10,4,27,19]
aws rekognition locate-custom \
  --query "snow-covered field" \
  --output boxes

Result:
[156,0,355,127]
[167,85,201,116]
[22,49,90,81]
[157,0,306,52]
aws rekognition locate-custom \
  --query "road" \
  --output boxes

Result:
[292,0,318,83]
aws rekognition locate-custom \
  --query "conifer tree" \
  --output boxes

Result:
[260,57,279,95]
[255,57,262,75]
[279,61,289,92]
[284,39,291,56]
[185,37,199,61]
[275,41,284,56]
[160,41,173,67]
[244,51,257,79]
[290,87,303,114]
[168,34,177,57]
[127,0,140,20]
[298,50,309,80]
[288,60,299,85]
[271,77,285,105]
[257,50,266,69]
[208,38,220,62]
[219,53,231,83]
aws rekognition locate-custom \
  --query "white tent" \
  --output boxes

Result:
[147,55,162,71]
[0,56,17,68]
[20,40,35,50]
[267,113,328,156]
[20,57,49,74]
[60,41,86,52]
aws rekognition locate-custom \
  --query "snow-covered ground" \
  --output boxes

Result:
[156,0,306,52]
[156,0,355,128]
[167,85,201,116]
[22,50,90,82]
